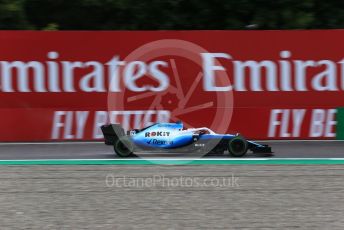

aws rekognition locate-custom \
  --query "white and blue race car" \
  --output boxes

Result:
[101,121,272,157]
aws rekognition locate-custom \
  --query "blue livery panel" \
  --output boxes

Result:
[132,123,196,148]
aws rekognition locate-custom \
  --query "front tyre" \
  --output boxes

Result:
[228,136,248,157]
[114,137,134,157]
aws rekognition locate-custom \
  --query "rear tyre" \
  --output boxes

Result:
[228,136,248,157]
[114,137,134,157]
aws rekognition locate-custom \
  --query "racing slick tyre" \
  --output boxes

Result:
[228,136,248,157]
[114,137,135,157]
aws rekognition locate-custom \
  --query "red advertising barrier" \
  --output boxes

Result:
[0,30,344,141]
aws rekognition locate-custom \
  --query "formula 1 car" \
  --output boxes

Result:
[101,122,272,157]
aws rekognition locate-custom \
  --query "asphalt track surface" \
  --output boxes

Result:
[0,164,344,229]
[1,141,344,229]
[0,140,344,159]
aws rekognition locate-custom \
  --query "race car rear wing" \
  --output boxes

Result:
[100,124,125,145]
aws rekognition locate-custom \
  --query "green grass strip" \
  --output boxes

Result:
[336,107,344,140]
[1,159,344,165]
